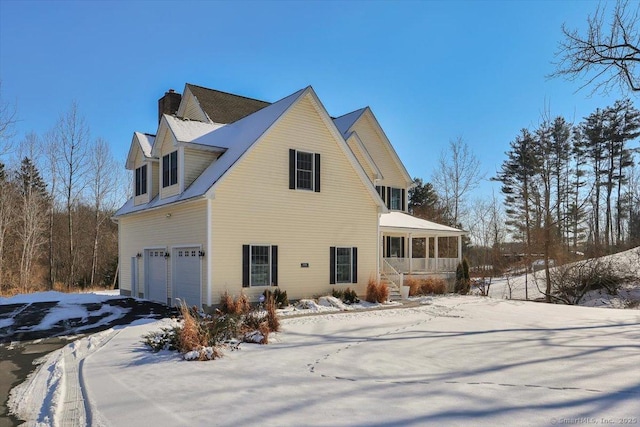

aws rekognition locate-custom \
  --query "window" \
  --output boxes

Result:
[135,165,147,196]
[243,245,278,287]
[296,151,313,190]
[162,151,178,187]
[385,236,405,258]
[329,246,358,284]
[390,188,402,210]
[377,186,405,211]
[289,149,320,192]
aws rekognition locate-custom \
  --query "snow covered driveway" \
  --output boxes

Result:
[13,297,640,426]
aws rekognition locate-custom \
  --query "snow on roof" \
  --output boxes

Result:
[115,87,309,218]
[333,108,366,137]
[164,115,225,144]
[135,132,155,157]
[380,211,466,234]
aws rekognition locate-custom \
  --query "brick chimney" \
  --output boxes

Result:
[158,89,182,122]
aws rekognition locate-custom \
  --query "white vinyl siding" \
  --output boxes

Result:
[118,200,207,306]
[346,137,376,183]
[210,94,378,303]
[350,112,407,189]
[184,147,217,189]
[178,88,209,122]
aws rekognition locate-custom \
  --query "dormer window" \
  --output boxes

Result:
[162,151,178,187]
[135,165,147,196]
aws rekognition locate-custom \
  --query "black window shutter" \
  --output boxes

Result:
[401,188,406,211]
[381,186,386,202]
[289,149,296,189]
[242,245,250,287]
[375,185,380,197]
[351,247,358,283]
[271,245,278,286]
[385,236,390,258]
[162,155,169,187]
[386,187,391,209]
[330,246,336,284]
[401,237,405,258]
[314,153,321,192]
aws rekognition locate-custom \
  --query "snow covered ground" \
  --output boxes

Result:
[488,246,640,305]
[9,296,640,426]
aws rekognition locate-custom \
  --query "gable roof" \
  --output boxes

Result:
[115,85,388,218]
[185,84,270,124]
[349,107,413,186]
[115,87,307,217]
[333,108,367,137]
[164,115,225,144]
[125,132,156,169]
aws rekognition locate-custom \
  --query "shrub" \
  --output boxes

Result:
[265,296,280,332]
[331,288,344,300]
[405,277,420,297]
[331,287,360,304]
[365,279,389,303]
[220,291,251,315]
[547,257,635,305]
[343,287,360,304]
[143,292,283,360]
[142,326,181,352]
[454,260,471,295]
[263,288,289,309]
[419,277,447,295]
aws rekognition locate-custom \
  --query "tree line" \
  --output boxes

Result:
[0,91,126,295]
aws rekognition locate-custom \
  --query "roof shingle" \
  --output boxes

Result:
[186,84,270,124]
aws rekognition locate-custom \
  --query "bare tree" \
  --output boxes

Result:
[87,138,120,287]
[15,134,49,292]
[432,137,485,227]
[553,0,640,94]
[0,81,18,156]
[52,102,90,288]
[0,162,17,292]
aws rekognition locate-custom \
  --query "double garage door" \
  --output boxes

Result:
[145,247,201,307]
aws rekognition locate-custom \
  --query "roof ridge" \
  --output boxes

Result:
[185,83,271,105]
[334,107,367,120]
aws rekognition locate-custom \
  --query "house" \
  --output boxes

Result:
[114,84,465,308]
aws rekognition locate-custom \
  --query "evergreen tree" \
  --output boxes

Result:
[408,178,447,223]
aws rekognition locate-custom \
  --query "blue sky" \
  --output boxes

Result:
[0,0,630,199]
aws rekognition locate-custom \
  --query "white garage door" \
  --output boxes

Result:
[146,249,167,304]
[173,247,201,308]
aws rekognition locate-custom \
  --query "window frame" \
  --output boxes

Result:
[330,246,358,284]
[243,244,278,287]
[250,244,271,287]
[162,151,178,188]
[390,187,402,210]
[289,149,320,192]
[296,150,314,191]
[135,164,148,196]
[335,247,352,284]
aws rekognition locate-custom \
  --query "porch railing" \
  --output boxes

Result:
[384,257,459,273]
[382,259,403,289]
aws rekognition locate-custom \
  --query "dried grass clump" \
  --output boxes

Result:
[365,278,389,303]
[405,277,420,297]
[265,295,280,332]
[420,277,447,295]
[220,291,251,315]
[178,303,208,352]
